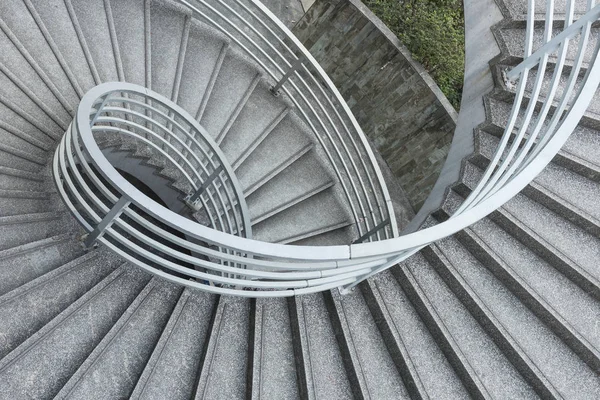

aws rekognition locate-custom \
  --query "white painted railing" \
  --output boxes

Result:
[53,0,600,297]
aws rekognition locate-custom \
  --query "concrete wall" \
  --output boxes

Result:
[293,0,458,211]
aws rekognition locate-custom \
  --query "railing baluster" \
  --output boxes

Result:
[83,196,131,249]
[270,55,306,96]
[187,164,225,206]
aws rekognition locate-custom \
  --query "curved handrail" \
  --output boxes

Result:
[176,0,399,241]
[53,1,600,297]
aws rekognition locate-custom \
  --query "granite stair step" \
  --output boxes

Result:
[247,297,299,400]
[471,130,600,235]
[0,165,46,191]
[219,82,289,165]
[246,151,334,225]
[0,0,80,106]
[287,293,354,400]
[177,19,229,118]
[130,289,218,400]
[0,250,118,359]
[253,189,352,244]
[55,278,181,399]
[425,235,600,397]
[68,0,120,83]
[494,24,598,72]
[436,207,600,372]
[199,50,262,139]
[0,189,60,217]
[393,254,538,399]
[109,0,147,86]
[0,233,84,297]
[324,287,410,399]
[150,0,191,101]
[193,297,250,400]
[0,17,74,119]
[0,266,150,399]
[0,212,73,252]
[361,271,470,399]
[455,162,600,301]
[26,0,97,92]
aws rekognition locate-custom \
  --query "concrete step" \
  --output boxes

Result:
[109,0,147,86]
[55,278,181,399]
[361,271,470,399]
[130,289,218,400]
[394,254,538,399]
[27,0,97,92]
[324,288,411,399]
[480,97,600,174]
[0,233,84,297]
[199,50,262,139]
[252,189,351,244]
[246,151,334,225]
[219,82,289,165]
[247,297,299,400]
[0,165,46,191]
[193,297,250,400]
[150,0,191,101]
[0,0,80,107]
[0,250,117,359]
[437,208,600,373]
[494,24,598,72]
[0,212,73,252]
[287,293,354,399]
[0,266,150,399]
[456,162,600,301]
[426,236,600,397]
[68,0,120,83]
[0,189,60,217]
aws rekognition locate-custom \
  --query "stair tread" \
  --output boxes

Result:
[56,279,181,399]
[0,267,149,399]
[366,271,470,399]
[0,251,116,360]
[131,289,217,400]
[400,254,538,398]
[433,235,600,397]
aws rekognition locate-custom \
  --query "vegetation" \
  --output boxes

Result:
[363,0,465,109]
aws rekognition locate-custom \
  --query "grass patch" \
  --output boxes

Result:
[363,0,465,110]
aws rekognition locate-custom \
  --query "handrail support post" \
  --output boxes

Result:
[270,55,306,96]
[83,196,131,249]
[186,164,225,209]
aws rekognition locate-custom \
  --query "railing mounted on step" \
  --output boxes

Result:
[53,1,600,297]
[175,0,399,242]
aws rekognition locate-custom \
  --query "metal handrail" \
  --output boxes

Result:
[53,1,600,297]
[176,0,398,241]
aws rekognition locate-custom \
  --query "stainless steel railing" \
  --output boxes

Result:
[53,1,600,297]
[175,0,399,242]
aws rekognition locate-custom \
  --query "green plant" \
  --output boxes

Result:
[363,0,465,109]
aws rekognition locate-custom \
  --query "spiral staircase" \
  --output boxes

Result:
[0,0,599,398]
